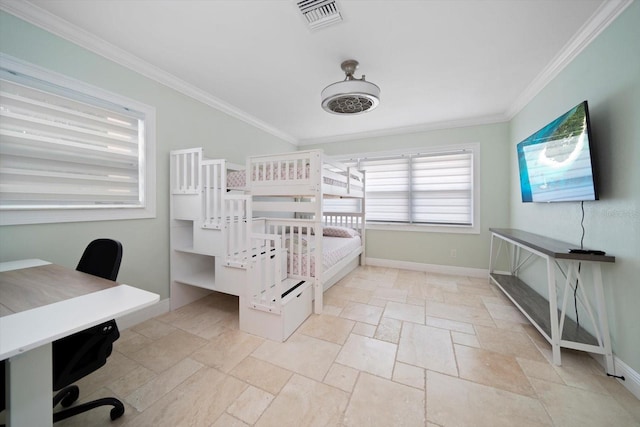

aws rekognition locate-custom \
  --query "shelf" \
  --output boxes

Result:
[174,270,216,290]
[490,273,598,346]
[174,246,208,255]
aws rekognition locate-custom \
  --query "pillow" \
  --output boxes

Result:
[322,226,359,238]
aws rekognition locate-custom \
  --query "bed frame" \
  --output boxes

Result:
[169,148,365,341]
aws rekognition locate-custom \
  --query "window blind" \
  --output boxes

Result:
[410,152,473,225]
[324,150,474,226]
[0,68,144,210]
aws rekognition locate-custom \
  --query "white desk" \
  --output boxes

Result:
[0,259,160,427]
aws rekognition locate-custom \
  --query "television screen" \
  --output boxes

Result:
[517,101,598,203]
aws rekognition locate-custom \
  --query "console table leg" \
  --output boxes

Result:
[547,255,562,366]
[593,263,615,375]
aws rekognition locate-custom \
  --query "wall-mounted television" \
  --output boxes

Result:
[517,100,598,203]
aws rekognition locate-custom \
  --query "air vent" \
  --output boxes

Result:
[297,0,343,30]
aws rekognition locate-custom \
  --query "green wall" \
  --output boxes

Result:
[306,122,511,270]
[0,12,293,299]
[509,3,640,374]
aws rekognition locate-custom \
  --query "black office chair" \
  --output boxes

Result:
[76,238,123,282]
[51,238,125,423]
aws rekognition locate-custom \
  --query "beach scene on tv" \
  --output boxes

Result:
[517,102,597,203]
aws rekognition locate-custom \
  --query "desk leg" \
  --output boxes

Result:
[6,344,53,427]
[546,255,561,366]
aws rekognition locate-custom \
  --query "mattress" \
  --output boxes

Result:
[287,234,361,278]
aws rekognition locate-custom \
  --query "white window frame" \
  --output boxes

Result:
[330,143,480,234]
[0,54,156,225]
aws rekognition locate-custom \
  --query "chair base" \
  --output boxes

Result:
[53,385,79,408]
[53,386,124,423]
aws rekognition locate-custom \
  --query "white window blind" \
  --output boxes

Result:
[0,72,143,209]
[325,150,474,226]
[0,55,155,225]
[410,152,473,225]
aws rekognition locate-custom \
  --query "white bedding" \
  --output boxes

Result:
[287,235,361,277]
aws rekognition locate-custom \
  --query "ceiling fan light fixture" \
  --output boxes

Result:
[321,60,380,115]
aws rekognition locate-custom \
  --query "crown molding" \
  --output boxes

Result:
[505,0,633,119]
[297,113,509,146]
[0,0,298,145]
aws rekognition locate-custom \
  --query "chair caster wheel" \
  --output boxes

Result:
[110,405,125,420]
[60,386,79,408]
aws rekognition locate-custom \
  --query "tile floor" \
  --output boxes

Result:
[53,266,639,426]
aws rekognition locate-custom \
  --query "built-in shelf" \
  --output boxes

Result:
[174,247,199,255]
[174,270,216,290]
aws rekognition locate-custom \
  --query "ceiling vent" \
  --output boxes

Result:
[297,0,343,30]
[321,60,380,115]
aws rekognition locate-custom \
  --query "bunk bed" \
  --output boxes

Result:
[245,150,365,285]
[169,148,365,341]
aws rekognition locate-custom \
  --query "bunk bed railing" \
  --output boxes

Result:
[246,150,322,195]
[323,159,365,196]
[171,148,202,194]
[248,150,320,183]
[247,233,284,314]
[246,150,365,198]
[201,159,228,228]
[262,218,320,281]
[224,194,251,268]
[323,211,366,235]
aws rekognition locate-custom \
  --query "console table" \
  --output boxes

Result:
[488,228,615,374]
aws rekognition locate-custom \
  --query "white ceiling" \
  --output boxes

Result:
[2,0,627,145]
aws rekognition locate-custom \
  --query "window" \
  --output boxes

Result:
[326,145,479,233]
[0,54,156,225]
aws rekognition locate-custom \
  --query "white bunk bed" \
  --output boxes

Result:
[169,148,365,341]
[240,150,365,341]
[243,150,365,291]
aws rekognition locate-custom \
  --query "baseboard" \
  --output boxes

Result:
[366,257,488,278]
[592,353,640,400]
[118,298,170,330]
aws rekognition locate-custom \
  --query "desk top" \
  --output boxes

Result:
[0,261,120,316]
[490,228,615,263]
[0,260,159,359]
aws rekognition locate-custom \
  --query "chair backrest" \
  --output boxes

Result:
[76,239,123,281]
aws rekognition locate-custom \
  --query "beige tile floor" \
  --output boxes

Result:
[51,266,639,426]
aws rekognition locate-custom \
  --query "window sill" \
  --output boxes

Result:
[0,206,156,226]
[366,222,480,235]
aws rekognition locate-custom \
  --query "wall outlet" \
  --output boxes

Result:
[450,249,457,258]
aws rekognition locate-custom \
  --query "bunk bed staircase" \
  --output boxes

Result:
[170,148,311,341]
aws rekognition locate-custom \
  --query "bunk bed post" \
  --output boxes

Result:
[311,150,324,314]
[204,161,211,224]
[360,169,366,266]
